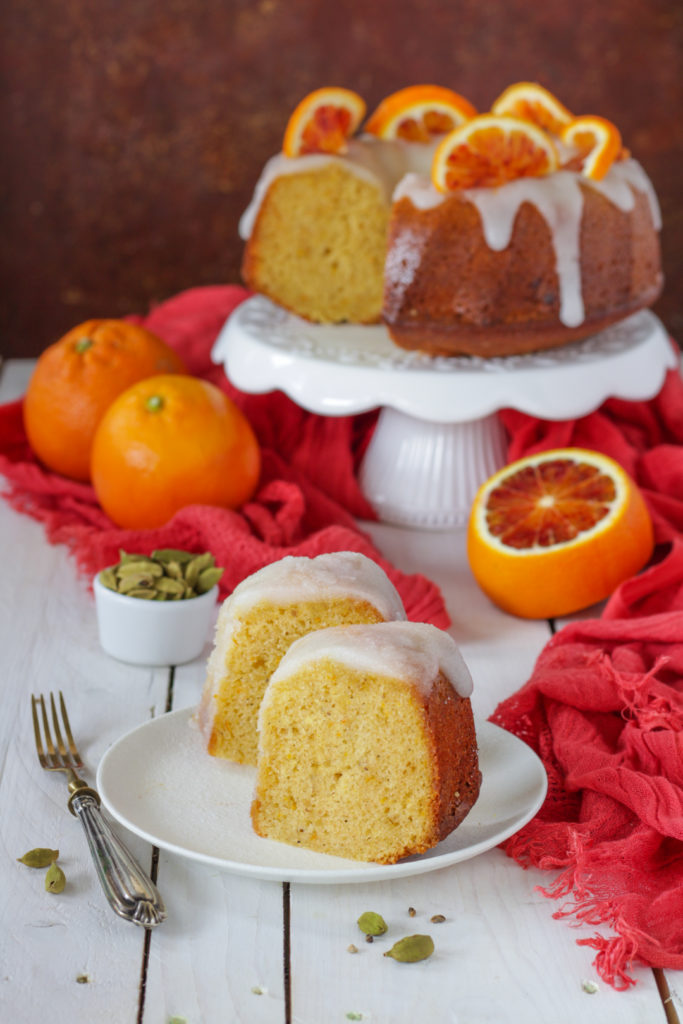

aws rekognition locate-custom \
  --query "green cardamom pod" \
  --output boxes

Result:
[155,576,186,596]
[98,568,119,591]
[117,574,156,594]
[357,911,388,936]
[118,549,154,565]
[45,862,66,893]
[163,560,184,580]
[17,848,59,868]
[383,934,434,962]
[125,587,158,599]
[196,566,223,593]
[184,552,213,588]
[152,548,195,564]
[117,560,163,578]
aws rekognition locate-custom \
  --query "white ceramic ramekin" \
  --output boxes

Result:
[93,575,218,666]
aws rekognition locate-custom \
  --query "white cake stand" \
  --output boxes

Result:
[212,296,676,528]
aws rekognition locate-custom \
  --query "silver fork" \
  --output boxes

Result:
[31,691,166,929]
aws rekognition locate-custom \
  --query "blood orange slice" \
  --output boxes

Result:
[431,114,558,191]
[283,88,366,157]
[467,448,654,619]
[365,85,477,142]
[561,115,623,180]
[491,81,573,136]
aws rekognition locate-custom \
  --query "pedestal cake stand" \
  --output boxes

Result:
[212,296,676,528]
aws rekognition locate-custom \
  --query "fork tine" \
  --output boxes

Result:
[31,696,48,768]
[38,694,60,768]
[57,690,83,767]
[50,692,67,760]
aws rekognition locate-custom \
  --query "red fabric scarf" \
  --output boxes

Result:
[492,362,683,988]
[2,285,683,988]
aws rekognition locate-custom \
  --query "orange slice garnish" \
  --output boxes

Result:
[491,81,573,136]
[365,85,477,142]
[560,115,623,180]
[431,114,559,191]
[282,88,366,157]
[467,448,654,619]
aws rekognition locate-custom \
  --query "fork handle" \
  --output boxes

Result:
[70,791,167,928]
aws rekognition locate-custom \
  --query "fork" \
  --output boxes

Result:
[31,691,166,929]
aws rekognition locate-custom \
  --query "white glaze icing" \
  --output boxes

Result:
[239,135,439,239]
[221,552,406,621]
[394,157,659,329]
[197,552,407,741]
[259,620,474,732]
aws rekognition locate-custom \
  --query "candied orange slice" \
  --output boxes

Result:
[561,115,623,180]
[282,88,366,157]
[365,85,477,142]
[491,81,573,136]
[431,115,559,191]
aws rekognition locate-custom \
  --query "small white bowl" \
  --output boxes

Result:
[93,574,219,666]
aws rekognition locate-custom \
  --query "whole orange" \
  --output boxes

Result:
[90,375,261,529]
[23,319,186,481]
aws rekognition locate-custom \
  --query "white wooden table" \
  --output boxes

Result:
[1,358,680,1024]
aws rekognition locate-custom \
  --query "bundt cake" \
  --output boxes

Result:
[197,551,406,765]
[251,621,481,864]
[239,84,663,358]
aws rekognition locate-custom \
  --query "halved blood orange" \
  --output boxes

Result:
[364,85,477,142]
[283,88,366,157]
[491,81,573,136]
[431,114,558,191]
[561,115,623,180]
[467,448,654,619]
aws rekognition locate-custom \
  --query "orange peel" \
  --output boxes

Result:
[365,85,476,142]
[561,115,623,180]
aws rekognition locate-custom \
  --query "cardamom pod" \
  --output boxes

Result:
[152,548,194,564]
[17,848,59,868]
[117,560,163,578]
[117,574,156,594]
[196,567,223,593]
[155,577,186,596]
[184,552,213,588]
[98,568,119,591]
[357,911,388,936]
[45,862,66,893]
[383,934,434,962]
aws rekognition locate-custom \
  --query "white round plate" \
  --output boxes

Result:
[97,708,547,884]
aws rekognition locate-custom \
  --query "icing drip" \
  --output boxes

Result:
[261,620,475,728]
[586,158,662,229]
[464,172,585,327]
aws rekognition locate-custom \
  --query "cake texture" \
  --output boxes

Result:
[239,86,663,358]
[197,552,406,765]
[251,621,481,864]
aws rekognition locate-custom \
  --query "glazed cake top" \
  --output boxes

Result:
[261,620,475,719]
[221,552,407,623]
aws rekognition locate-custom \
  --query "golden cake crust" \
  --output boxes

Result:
[382,186,663,357]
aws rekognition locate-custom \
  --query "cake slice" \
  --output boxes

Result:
[251,621,481,864]
[197,552,406,764]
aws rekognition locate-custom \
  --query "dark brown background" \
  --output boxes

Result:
[2,0,681,358]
